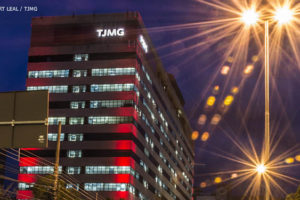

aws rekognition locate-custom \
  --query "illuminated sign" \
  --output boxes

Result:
[139,35,148,53]
[96,28,125,37]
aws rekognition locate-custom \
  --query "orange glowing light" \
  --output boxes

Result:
[244,64,254,75]
[231,87,239,94]
[214,177,222,184]
[213,85,220,94]
[285,157,295,164]
[198,114,207,125]
[206,96,216,106]
[224,95,234,106]
[201,132,210,142]
[211,114,222,125]
[200,182,207,188]
[191,131,199,141]
[295,155,300,162]
[221,66,230,75]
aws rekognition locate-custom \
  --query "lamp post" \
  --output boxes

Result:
[241,4,294,200]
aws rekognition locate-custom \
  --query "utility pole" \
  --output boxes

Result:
[96,192,98,200]
[53,121,62,200]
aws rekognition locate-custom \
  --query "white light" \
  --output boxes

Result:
[256,164,266,174]
[274,6,294,24]
[242,9,259,25]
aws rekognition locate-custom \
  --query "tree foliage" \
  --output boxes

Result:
[285,186,300,200]
[31,175,81,200]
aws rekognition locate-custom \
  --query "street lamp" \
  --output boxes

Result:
[240,5,294,200]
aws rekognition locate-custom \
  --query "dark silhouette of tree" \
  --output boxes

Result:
[285,186,300,200]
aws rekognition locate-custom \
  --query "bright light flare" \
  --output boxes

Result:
[256,164,266,174]
[244,64,254,75]
[241,8,259,26]
[274,6,294,24]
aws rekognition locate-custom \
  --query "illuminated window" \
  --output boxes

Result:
[69,117,84,125]
[85,166,134,175]
[20,166,62,174]
[18,183,33,190]
[90,83,135,92]
[66,184,79,190]
[72,85,86,93]
[27,85,68,93]
[90,100,134,108]
[48,117,66,125]
[68,133,83,142]
[72,70,87,77]
[67,150,82,158]
[84,183,135,194]
[74,54,88,61]
[88,116,133,124]
[70,101,85,109]
[91,67,136,76]
[48,133,65,141]
[67,167,81,174]
[28,70,69,78]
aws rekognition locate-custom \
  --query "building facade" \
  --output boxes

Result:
[18,12,194,200]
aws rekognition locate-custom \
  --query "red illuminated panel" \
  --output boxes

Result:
[115,140,136,153]
[114,157,131,167]
[19,157,39,167]
[113,174,131,183]
[115,124,134,133]
[17,190,33,200]
[18,174,37,183]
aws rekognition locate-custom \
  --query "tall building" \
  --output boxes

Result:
[18,12,194,200]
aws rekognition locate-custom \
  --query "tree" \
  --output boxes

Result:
[31,175,81,200]
[285,186,300,200]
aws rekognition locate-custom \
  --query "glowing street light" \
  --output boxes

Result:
[256,164,266,174]
[274,6,294,24]
[241,8,259,25]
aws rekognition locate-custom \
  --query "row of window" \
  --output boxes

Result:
[19,166,62,174]
[48,116,133,125]
[20,166,135,176]
[48,133,83,142]
[28,67,136,79]
[84,183,135,194]
[27,85,68,93]
[27,83,136,94]
[28,70,69,78]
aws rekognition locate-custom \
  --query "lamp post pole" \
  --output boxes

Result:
[264,20,270,200]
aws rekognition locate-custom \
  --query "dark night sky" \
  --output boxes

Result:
[1,0,299,195]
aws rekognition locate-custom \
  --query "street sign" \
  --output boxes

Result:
[0,90,48,148]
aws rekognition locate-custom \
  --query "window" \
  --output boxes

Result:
[67,167,81,174]
[88,116,133,125]
[66,184,80,190]
[67,150,82,158]
[68,134,83,142]
[48,117,66,125]
[72,70,87,77]
[85,166,134,175]
[90,84,134,92]
[91,67,136,76]
[20,166,62,174]
[18,183,33,190]
[27,85,68,93]
[84,183,135,194]
[48,133,65,141]
[70,101,85,109]
[69,117,84,125]
[74,54,88,61]
[72,85,86,93]
[28,70,69,78]
[90,100,134,108]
